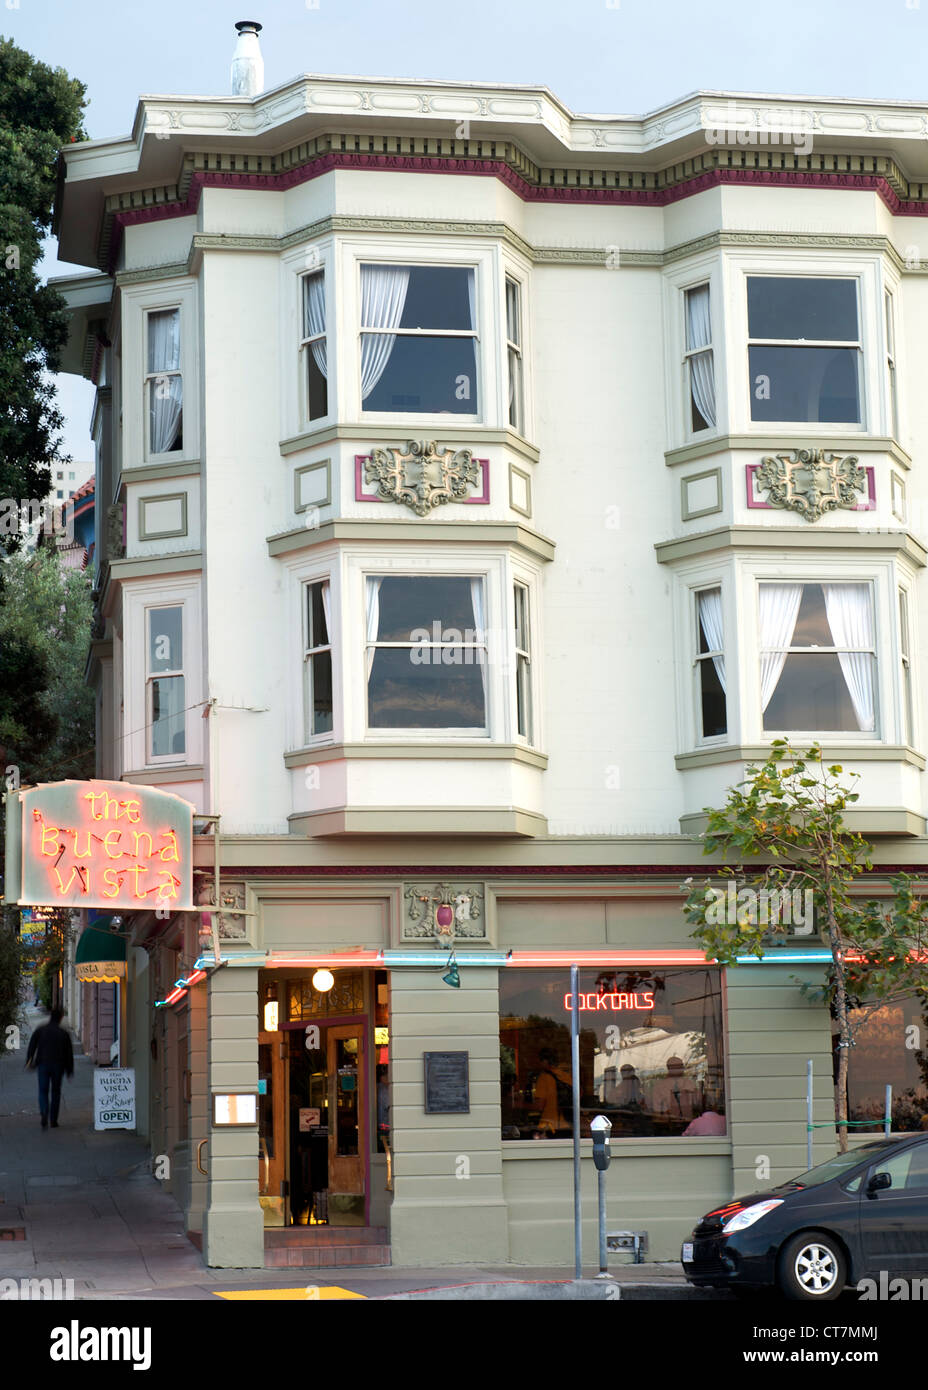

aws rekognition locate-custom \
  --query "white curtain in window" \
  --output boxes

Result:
[320,580,332,647]
[365,577,383,678]
[466,268,476,332]
[469,578,488,716]
[759,584,802,711]
[686,285,716,429]
[303,274,327,377]
[822,583,875,732]
[148,310,183,454]
[360,266,410,400]
[697,589,726,692]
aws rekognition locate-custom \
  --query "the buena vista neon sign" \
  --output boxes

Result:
[5,780,194,912]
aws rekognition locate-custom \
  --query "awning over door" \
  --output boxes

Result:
[74,920,127,983]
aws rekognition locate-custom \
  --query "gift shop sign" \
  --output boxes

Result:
[94,1068,136,1131]
[4,780,194,912]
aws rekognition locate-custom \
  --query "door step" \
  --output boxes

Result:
[264,1226,390,1268]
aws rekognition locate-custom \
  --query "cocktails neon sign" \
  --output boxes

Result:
[6,780,194,911]
[563,991,655,1012]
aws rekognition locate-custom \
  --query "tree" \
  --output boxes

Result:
[683,741,928,1151]
[0,546,94,784]
[0,37,86,554]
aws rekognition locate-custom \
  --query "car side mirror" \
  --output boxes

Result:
[867,1170,892,1195]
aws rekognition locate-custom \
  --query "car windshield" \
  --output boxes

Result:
[778,1139,911,1190]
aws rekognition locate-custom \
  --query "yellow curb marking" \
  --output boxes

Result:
[215,1286,366,1301]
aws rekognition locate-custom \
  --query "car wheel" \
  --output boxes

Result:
[777,1231,846,1301]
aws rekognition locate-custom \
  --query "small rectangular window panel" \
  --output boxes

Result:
[147,309,183,453]
[302,272,328,421]
[748,277,861,424]
[360,265,477,415]
[366,575,486,729]
[514,582,532,741]
[759,581,875,733]
[304,580,333,738]
[696,588,726,737]
[506,277,524,434]
[900,588,913,746]
[147,605,185,758]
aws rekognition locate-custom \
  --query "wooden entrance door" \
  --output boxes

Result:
[326,1025,366,1225]
[258,1031,287,1225]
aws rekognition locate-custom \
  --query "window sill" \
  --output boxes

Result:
[501,1137,731,1158]
[285,741,548,769]
[288,805,548,837]
[676,743,925,771]
[280,423,540,464]
[681,806,926,837]
[122,764,204,784]
[665,434,912,472]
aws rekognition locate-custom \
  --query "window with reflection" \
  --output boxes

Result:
[366,575,487,730]
[500,968,726,1140]
[748,276,861,424]
[839,995,928,1133]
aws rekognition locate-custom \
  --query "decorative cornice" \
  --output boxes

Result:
[115,260,189,286]
[96,140,928,272]
[654,525,928,566]
[120,459,201,484]
[108,550,203,580]
[266,518,555,562]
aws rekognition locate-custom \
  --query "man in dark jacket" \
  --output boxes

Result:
[25,1008,74,1129]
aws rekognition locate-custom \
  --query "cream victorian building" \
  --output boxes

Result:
[53,26,928,1267]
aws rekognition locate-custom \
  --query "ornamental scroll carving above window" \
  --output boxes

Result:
[364,440,480,516]
[754,448,867,522]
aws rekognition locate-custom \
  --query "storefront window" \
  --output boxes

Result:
[839,995,928,1132]
[500,968,726,1140]
[288,971,365,1020]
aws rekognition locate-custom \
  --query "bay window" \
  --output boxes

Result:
[146,308,183,454]
[359,264,478,415]
[759,581,876,734]
[695,587,726,738]
[301,271,328,421]
[365,575,487,730]
[747,276,861,424]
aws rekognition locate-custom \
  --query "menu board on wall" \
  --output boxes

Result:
[423,1051,470,1114]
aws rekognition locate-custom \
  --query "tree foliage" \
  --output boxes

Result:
[683,742,928,1151]
[0,37,86,553]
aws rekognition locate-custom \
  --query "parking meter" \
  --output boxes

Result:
[591,1114,612,1171]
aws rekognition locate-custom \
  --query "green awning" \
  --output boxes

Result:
[75,921,127,983]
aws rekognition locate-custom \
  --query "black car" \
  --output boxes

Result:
[681,1132,928,1300]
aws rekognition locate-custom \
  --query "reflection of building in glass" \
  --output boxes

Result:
[841,998,928,1133]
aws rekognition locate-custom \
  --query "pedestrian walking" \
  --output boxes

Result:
[25,1007,74,1129]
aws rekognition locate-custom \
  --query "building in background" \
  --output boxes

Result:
[51,23,928,1268]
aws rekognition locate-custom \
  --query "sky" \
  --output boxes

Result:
[7,0,927,461]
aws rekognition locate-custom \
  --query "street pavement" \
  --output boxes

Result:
[0,1004,710,1302]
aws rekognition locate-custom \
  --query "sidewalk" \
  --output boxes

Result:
[0,1005,702,1301]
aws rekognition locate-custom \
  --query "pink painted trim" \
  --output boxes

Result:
[355,452,489,504]
[747,462,876,511]
[104,158,928,270]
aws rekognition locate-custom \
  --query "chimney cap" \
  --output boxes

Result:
[235,19,263,32]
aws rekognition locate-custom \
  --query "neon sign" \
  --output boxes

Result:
[563,991,655,1012]
[7,780,194,911]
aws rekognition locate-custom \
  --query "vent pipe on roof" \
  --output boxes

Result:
[231,21,264,97]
